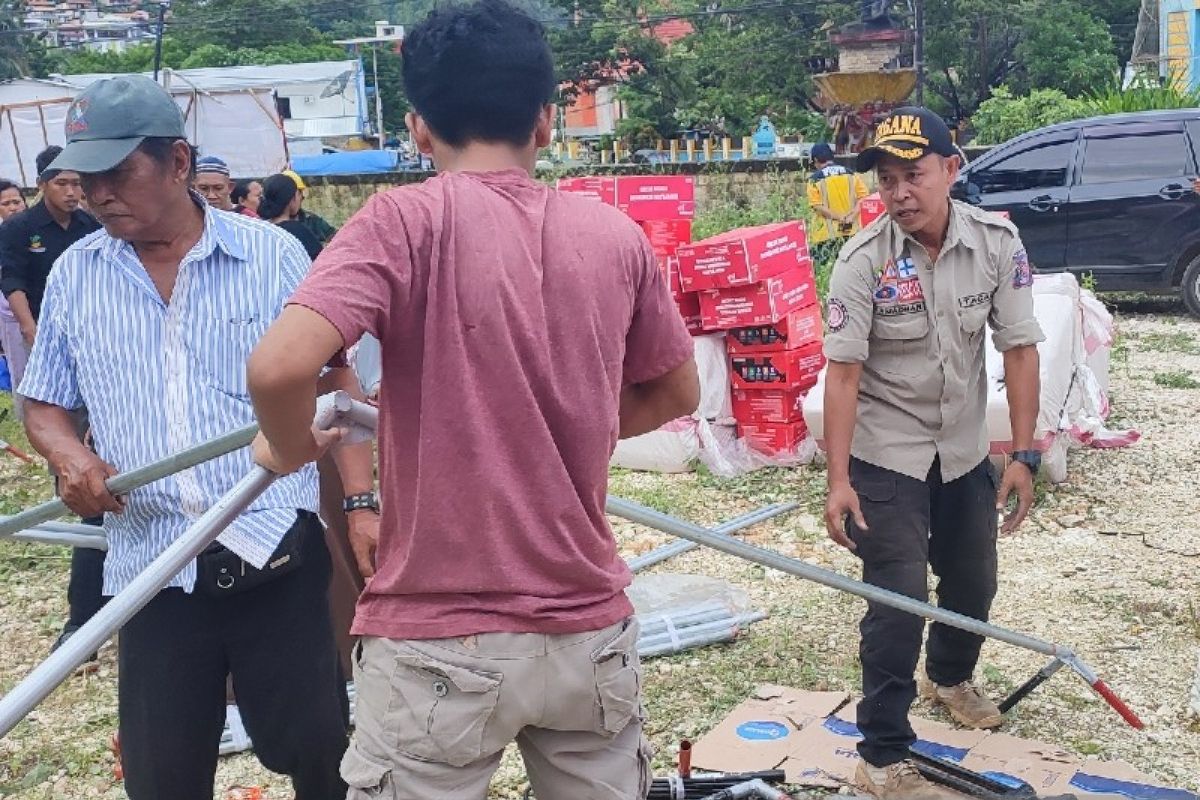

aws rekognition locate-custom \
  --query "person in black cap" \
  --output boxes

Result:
[19,73,375,800]
[0,146,106,674]
[0,146,100,414]
[821,107,1045,799]
[807,141,869,259]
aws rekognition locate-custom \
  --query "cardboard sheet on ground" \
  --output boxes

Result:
[690,686,1196,799]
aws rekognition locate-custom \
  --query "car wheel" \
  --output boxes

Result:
[1183,254,1200,318]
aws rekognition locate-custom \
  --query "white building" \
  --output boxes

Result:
[50,60,367,144]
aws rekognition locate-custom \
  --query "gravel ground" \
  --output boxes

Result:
[1,298,1198,799]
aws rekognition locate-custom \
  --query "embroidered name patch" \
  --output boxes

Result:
[958,292,990,309]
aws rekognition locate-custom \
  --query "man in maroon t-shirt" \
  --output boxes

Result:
[246,2,699,797]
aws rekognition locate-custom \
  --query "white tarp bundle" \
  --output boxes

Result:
[0,88,287,185]
[802,273,1137,484]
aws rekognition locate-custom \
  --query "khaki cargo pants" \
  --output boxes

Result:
[342,618,653,799]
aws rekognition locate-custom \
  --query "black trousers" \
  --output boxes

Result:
[66,516,107,629]
[847,456,999,768]
[117,512,349,800]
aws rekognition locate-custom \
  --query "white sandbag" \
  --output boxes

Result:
[610,335,733,474]
[611,418,701,473]
[693,333,734,423]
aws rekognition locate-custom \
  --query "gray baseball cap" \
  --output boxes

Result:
[49,75,187,175]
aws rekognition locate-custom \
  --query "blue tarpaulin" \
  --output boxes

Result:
[291,150,399,176]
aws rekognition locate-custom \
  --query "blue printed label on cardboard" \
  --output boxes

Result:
[735,721,790,741]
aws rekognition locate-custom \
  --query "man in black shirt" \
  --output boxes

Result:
[0,146,104,668]
[0,147,100,361]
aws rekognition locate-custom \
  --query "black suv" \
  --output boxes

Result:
[953,110,1200,316]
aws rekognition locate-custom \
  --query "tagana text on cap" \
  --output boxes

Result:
[48,74,187,175]
[855,107,957,172]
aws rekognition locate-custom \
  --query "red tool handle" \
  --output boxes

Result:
[2,442,34,464]
[1091,679,1145,730]
[678,740,692,778]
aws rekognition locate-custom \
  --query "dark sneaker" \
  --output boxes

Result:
[52,624,100,675]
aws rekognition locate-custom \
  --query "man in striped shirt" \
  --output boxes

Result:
[19,75,373,800]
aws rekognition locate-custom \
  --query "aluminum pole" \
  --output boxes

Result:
[0,423,259,541]
[0,466,275,736]
[628,501,798,572]
[605,495,1144,728]
[0,396,374,738]
[7,530,107,551]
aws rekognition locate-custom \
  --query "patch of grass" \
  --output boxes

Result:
[1152,370,1200,389]
[1125,330,1200,355]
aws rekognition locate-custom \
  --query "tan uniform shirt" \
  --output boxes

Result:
[823,200,1045,483]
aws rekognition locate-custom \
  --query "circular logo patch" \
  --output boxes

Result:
[827,297,848,332]
[735,721,790,741]
[873,284,898,303]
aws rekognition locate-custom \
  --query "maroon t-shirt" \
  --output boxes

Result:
[289,169,694,639]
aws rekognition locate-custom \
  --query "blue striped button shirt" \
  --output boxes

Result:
[19,203,319,594]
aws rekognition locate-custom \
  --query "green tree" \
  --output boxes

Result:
[1008,0,1119,98]
[971,86,1088,144]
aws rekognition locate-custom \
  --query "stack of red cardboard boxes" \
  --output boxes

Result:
[558,175,698,328]
[676,221,825,456]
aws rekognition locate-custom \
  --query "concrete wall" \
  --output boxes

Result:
[302,159,831,227]
[301,148,995,227]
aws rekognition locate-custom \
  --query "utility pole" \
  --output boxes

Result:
[334,23,404,151]
[371,46,385,151]
[914,0,925,106]
[152,2,168,83]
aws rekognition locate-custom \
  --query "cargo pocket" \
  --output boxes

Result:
[388,645,502,767]
[591,620,642,736]
[341,743,394,799]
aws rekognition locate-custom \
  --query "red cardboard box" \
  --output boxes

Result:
[557,176,617,205]
[675,292,705,334]
[617,175,695,221]
[729,342,825,392]
[732,388,805,424]
[677,221,810,292]
[738,420,809,455]
[640,219,693,258]
[727,303,823,354]
[698,266,817,330]
[859,194,886,228]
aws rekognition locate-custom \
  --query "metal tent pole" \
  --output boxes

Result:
[0,394,375,738]
[0,424,259,542]
[628,501,798,572]
[605,496,1144,729]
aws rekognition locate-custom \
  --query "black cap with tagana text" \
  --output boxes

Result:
[855,107,957,172]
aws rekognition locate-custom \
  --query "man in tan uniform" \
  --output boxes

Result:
[822,107,1044,800]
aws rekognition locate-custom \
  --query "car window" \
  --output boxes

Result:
[1079,131,1192,185]
[971,137,1075,194]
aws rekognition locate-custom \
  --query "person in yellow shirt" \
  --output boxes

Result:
[808,142,869,258]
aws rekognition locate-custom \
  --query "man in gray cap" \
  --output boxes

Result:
[20,74,376,800]
[194,155,235,211]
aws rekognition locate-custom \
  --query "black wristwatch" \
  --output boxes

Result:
[1012,450,1041,476]
[343,491,379,513]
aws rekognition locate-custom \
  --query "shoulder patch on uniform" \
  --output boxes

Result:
[1012,248,1033,289]
[827,297,848,332]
